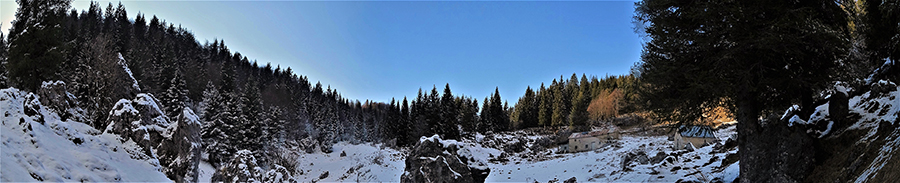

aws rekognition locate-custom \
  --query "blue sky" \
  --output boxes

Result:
[1,0,643,104]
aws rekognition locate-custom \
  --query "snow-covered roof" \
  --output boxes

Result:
[678,125,716,138]
[569,129,612,139]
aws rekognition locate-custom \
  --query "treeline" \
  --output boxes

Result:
[0,0,650,165]
[0,0,413,167]
[509,73,638,131]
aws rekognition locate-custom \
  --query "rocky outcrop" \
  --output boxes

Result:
[36,81,84,122]
[157,107,203,182]
[401,135,490,183]
[104,93,204,182]
[104,93,170,156]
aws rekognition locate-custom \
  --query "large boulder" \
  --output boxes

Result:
[36,81,83,122]
[401,135,490,183]
[104,93,204,182]
[104,93,170,156]
[157,107,203,182]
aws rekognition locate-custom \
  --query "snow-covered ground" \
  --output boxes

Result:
[290,125,738,183]
[0,88,171,182]
[483,126,738,182]
[292,142,407,182]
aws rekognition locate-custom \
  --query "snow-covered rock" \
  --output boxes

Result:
[212,150,264,182]
[103,93,170,157]
[36,81,84,122]
[157,107,203,182]
[401,135,490,183]
[0,88,170,182]
[103,93,204,182]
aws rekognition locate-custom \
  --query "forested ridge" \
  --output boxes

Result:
[0,0,644,171]
[5,0,897,181]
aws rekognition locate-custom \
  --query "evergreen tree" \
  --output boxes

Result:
[538,83,552,126]
[636,0,848,181]
[551,79,568,126]
[237,78,263,152]
[489,87,507,131]
[400,97,410,146]
[863,0,900,66]
[479,96,491,133]
[517,86,538,128]
[568,87,590,130]
[6,0,72,91]
[0,31,8,88]
[440,84,459,139]
[162,69,187,118]
[114,2,131,54]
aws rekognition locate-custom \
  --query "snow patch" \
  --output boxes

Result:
[117,53,141,91]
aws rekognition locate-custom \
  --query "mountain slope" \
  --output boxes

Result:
[0,87,171,182]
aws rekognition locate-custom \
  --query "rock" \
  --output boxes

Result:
[36,81,83,122]
[212,150,263,182]
[104,93,170,157]
[104,94,204,183]
[563,177,577,183]
[621,151,650,170]
[650,151,667,165]
[530,137,553,152]
[829,91,849,124]
[264,164,295,183]
[504,138,527,153]
[340,151,347,157]
[401,135,490,183]
[156,108,203,182]
[319,171,329,179]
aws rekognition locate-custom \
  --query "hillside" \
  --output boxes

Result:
[0,87,170,182]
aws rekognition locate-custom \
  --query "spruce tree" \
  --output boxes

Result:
[6,0,72,91]
[538,83,552,126]
[399,97,410,146]
[489,87,507,131]
[440,84,459,139]
[162,69,188,118]
[237,78,263,152]
[479,96,490,133]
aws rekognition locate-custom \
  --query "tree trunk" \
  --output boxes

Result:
[737,91,761,183]
[738,91,817,182]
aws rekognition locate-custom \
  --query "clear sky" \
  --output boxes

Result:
[1,0,643,104]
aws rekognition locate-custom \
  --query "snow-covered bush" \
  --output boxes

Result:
[212,150,264,182]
